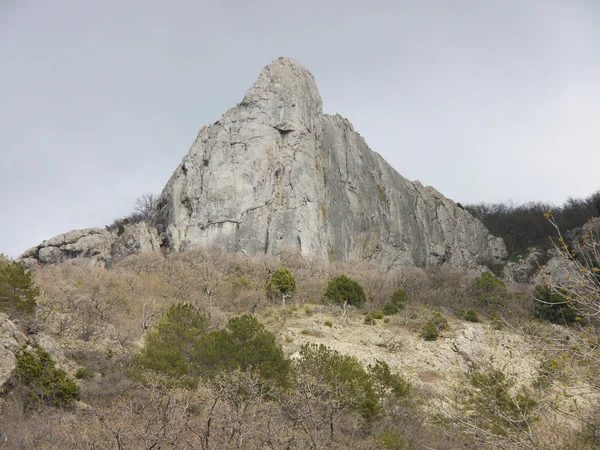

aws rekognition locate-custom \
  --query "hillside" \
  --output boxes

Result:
[1,246,599,449]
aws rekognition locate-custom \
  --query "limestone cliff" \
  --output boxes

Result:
[153,57,506,268]
[21,57,506,268]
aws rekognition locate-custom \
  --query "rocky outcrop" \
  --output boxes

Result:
[154,57,506,268]
[20,223,161,267]
[0,313,27,389]
[21,57,506,269]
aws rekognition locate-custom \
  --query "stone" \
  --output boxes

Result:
[0,313,27,389]
[20,57,507,269]
[111,222,162,264]
[154,57,506,268]
[20,223,161,267]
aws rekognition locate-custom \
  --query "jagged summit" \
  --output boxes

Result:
[20,57,507,268]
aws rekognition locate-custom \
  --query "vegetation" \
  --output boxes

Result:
[465,190,600,255]
[458,307,480,323]
[533,284,583,325]
[382,288,407,315]
[266,267,296,304]
[130,305,290,387]
[471,271,510,308]
[0,254,37,316]
[324,274,366,308]
[15,343,80,408]
[2,241,598,449]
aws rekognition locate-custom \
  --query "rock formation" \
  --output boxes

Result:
[152,57,506,268]
[21,57,506,268]
[20,223,161,268]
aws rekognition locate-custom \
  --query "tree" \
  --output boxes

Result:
[200,315,291,387]
[266,267,296,305]
[541,213,600,319]
[133,193,159,222]
[129,303,208,387]
[15,343,80,409]
[0,255,38,317]
[324,275,366,310]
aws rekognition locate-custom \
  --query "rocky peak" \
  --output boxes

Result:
[20,57,507,269]
[239,57,323,134]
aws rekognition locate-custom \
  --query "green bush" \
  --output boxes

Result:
[324,320,333,327]
[16,343,80,408]
[471,271,510,308]
[75,367,94,380]
[324,275,366,307]
[128,303,208,387]
[0,255,38,316]
[367,360,411,400]
[383,288,407,316]
[430,310,448,330]
[364,313,376,325]
[296,343,380,418]
[266,267,296,302]
[465,369,537,435]
[421,321,439,341]
[199,315,291,387]
[458,308,480,323]
[533,285,583,325]
[130,306,291,388]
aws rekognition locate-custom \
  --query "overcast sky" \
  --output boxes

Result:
[1,1,599,257]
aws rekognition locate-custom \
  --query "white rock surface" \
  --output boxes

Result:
[155,57,506,268]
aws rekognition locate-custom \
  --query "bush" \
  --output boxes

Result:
[296,343,380,418]
[266,267,296,302]
[200,315,292,387]
[75,367,94,380]
[471,271,510,308]
[15,343,80,408]
[421,321,439,341]
[128,303,208,386]
[383,288,407,316]
[130,307,291,388]
[464,369,537,436]
[533,285,583,325]
[324,275,366,307]
[367,360,411,400]
[0,255,38,316]
[458,308,480,323]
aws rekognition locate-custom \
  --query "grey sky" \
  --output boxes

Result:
[1,0,599,257]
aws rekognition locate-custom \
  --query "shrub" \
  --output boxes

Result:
[15,343,80,408]
[266,267,296,303]
[296,343,380,418]
[0,255,38,316]
[200,315,292,387]
[458,308,480,323]
[75,367,94,380]
[130,307,291,388]
[364,313,376,325]
[464,369,537,436]
[324,320,333,327]
[383,288,407,315]
[324,275,366,307]
[421,321,439,341]
[128,303,208,386]
[430,310,449,330]
[371,309,384,320]
[367,360,411,400]
[471,271,510,308]
[533,285,583,325]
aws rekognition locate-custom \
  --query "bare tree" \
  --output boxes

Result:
[132,193,159,222]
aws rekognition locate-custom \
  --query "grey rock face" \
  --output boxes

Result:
[20,223,161,267]
[0,313,27,389]
[155,57,506,268]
